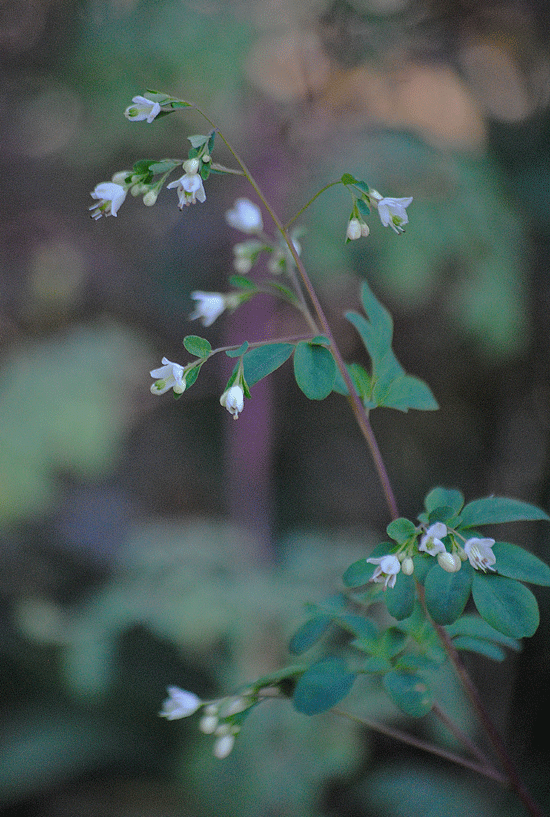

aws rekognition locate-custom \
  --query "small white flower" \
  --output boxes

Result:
[159,686,201,720]
[213,732,236,759]
[167,169,206,208]
[124,95,162,123]
[225,198,263,234]
[89,182,127,220]
[419,522,447,556]
[463,537,496,572]
[220,385,244,419]
[367,553,401,589]
[199,714,219,734]
[190,291,227,327]
[150,357,186,395]
[377,196,413,234]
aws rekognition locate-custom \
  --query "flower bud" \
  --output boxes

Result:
[143,190,158,206]
[401,557,414,575]
[183,157,200,175]
[437,552,462,573]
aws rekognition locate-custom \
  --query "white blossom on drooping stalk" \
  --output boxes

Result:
[159,686,202,719]
[220,385,245,419]
[167,159,206,208]
[190,291,227,327]
[463,537,497,572]
[376,196,413,234]
[124,95,162,123]
[366,553,401,589]
[225,198,263,234]
[89,182,127,220]
[418,522,447,556]
[150,357,186,395]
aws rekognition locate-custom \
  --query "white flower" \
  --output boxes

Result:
[232,240,265,274]
[463,537,496,572]
[419,522,447,556]
[124,95,162,123]
[220,385,244,419]
[150,357,186,395]
[89,182,127,220]
[225,198,263,234]
[367,553,401,589]
[167,164,206,208]
[159,686,201,720]
[377,196,413,234]
[190,291,227,327]
[346,218,369,240]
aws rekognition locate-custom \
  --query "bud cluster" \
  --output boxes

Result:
[159,686,259,759]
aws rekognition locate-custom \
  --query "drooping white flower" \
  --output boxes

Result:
[159,686,202,719]
[220,385,244,419]
[367,553,401,589]
[213,731,236,759]
[377,196,413,234]
[225,198,263,234]
[419,522,447,556]
[89,182,127,220]
[190,291,226,327]
[150,357,186,395]
[124,95,162,123]
[167,160,206,208]
[463,537,496,572]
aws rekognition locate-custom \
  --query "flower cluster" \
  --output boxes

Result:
[159,686,257,759]
[367,522,497,590]
[342,175,413,242]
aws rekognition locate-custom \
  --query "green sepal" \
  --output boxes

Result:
[472,573,540,638]
[385,570,416,620]
[424,562,473,624]
[292,657,356,715]
[493,541,550,586]
[383,670,432,717]
[460,496,550,528]
[293,341,336,400]
[183,335,212,358]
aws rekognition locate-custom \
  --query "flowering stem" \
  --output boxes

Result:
[194,115,399,519]
[283,180,343,230]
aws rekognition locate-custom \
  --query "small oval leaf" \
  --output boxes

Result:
[460,496,550,528]
[183,335,212,358]
[292,657,356,715]
[493,542,550,586]
[424,562,473,624]
[472,573,540,638]
[383,670,432,717]
[293,342,336,400]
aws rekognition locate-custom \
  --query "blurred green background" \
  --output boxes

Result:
[1,1,550,815]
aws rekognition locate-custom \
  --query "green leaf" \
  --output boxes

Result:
[387,517,416,544]
[493,542,550,586]
[460,496,550,528]
[149,160,180,175]
[289,615,332,655]
[356,198,371,218]
[228,275,257,291]
[293,342,336,400]
[425,488,465,515]
[337,613,378,640]
[451,636,506,661]
[373,373,438,412]
[241,343,294,386]
[225,341,249,358]
[445,615,520,650]
[385,571,416,620]
[472,573,540,638]
[183,335,212,358]
[424,562,473,624]
[292,657,356,715]
[341,173,357,185]
[383,670,432,717]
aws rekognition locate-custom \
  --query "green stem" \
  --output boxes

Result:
[283,180,343,230]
